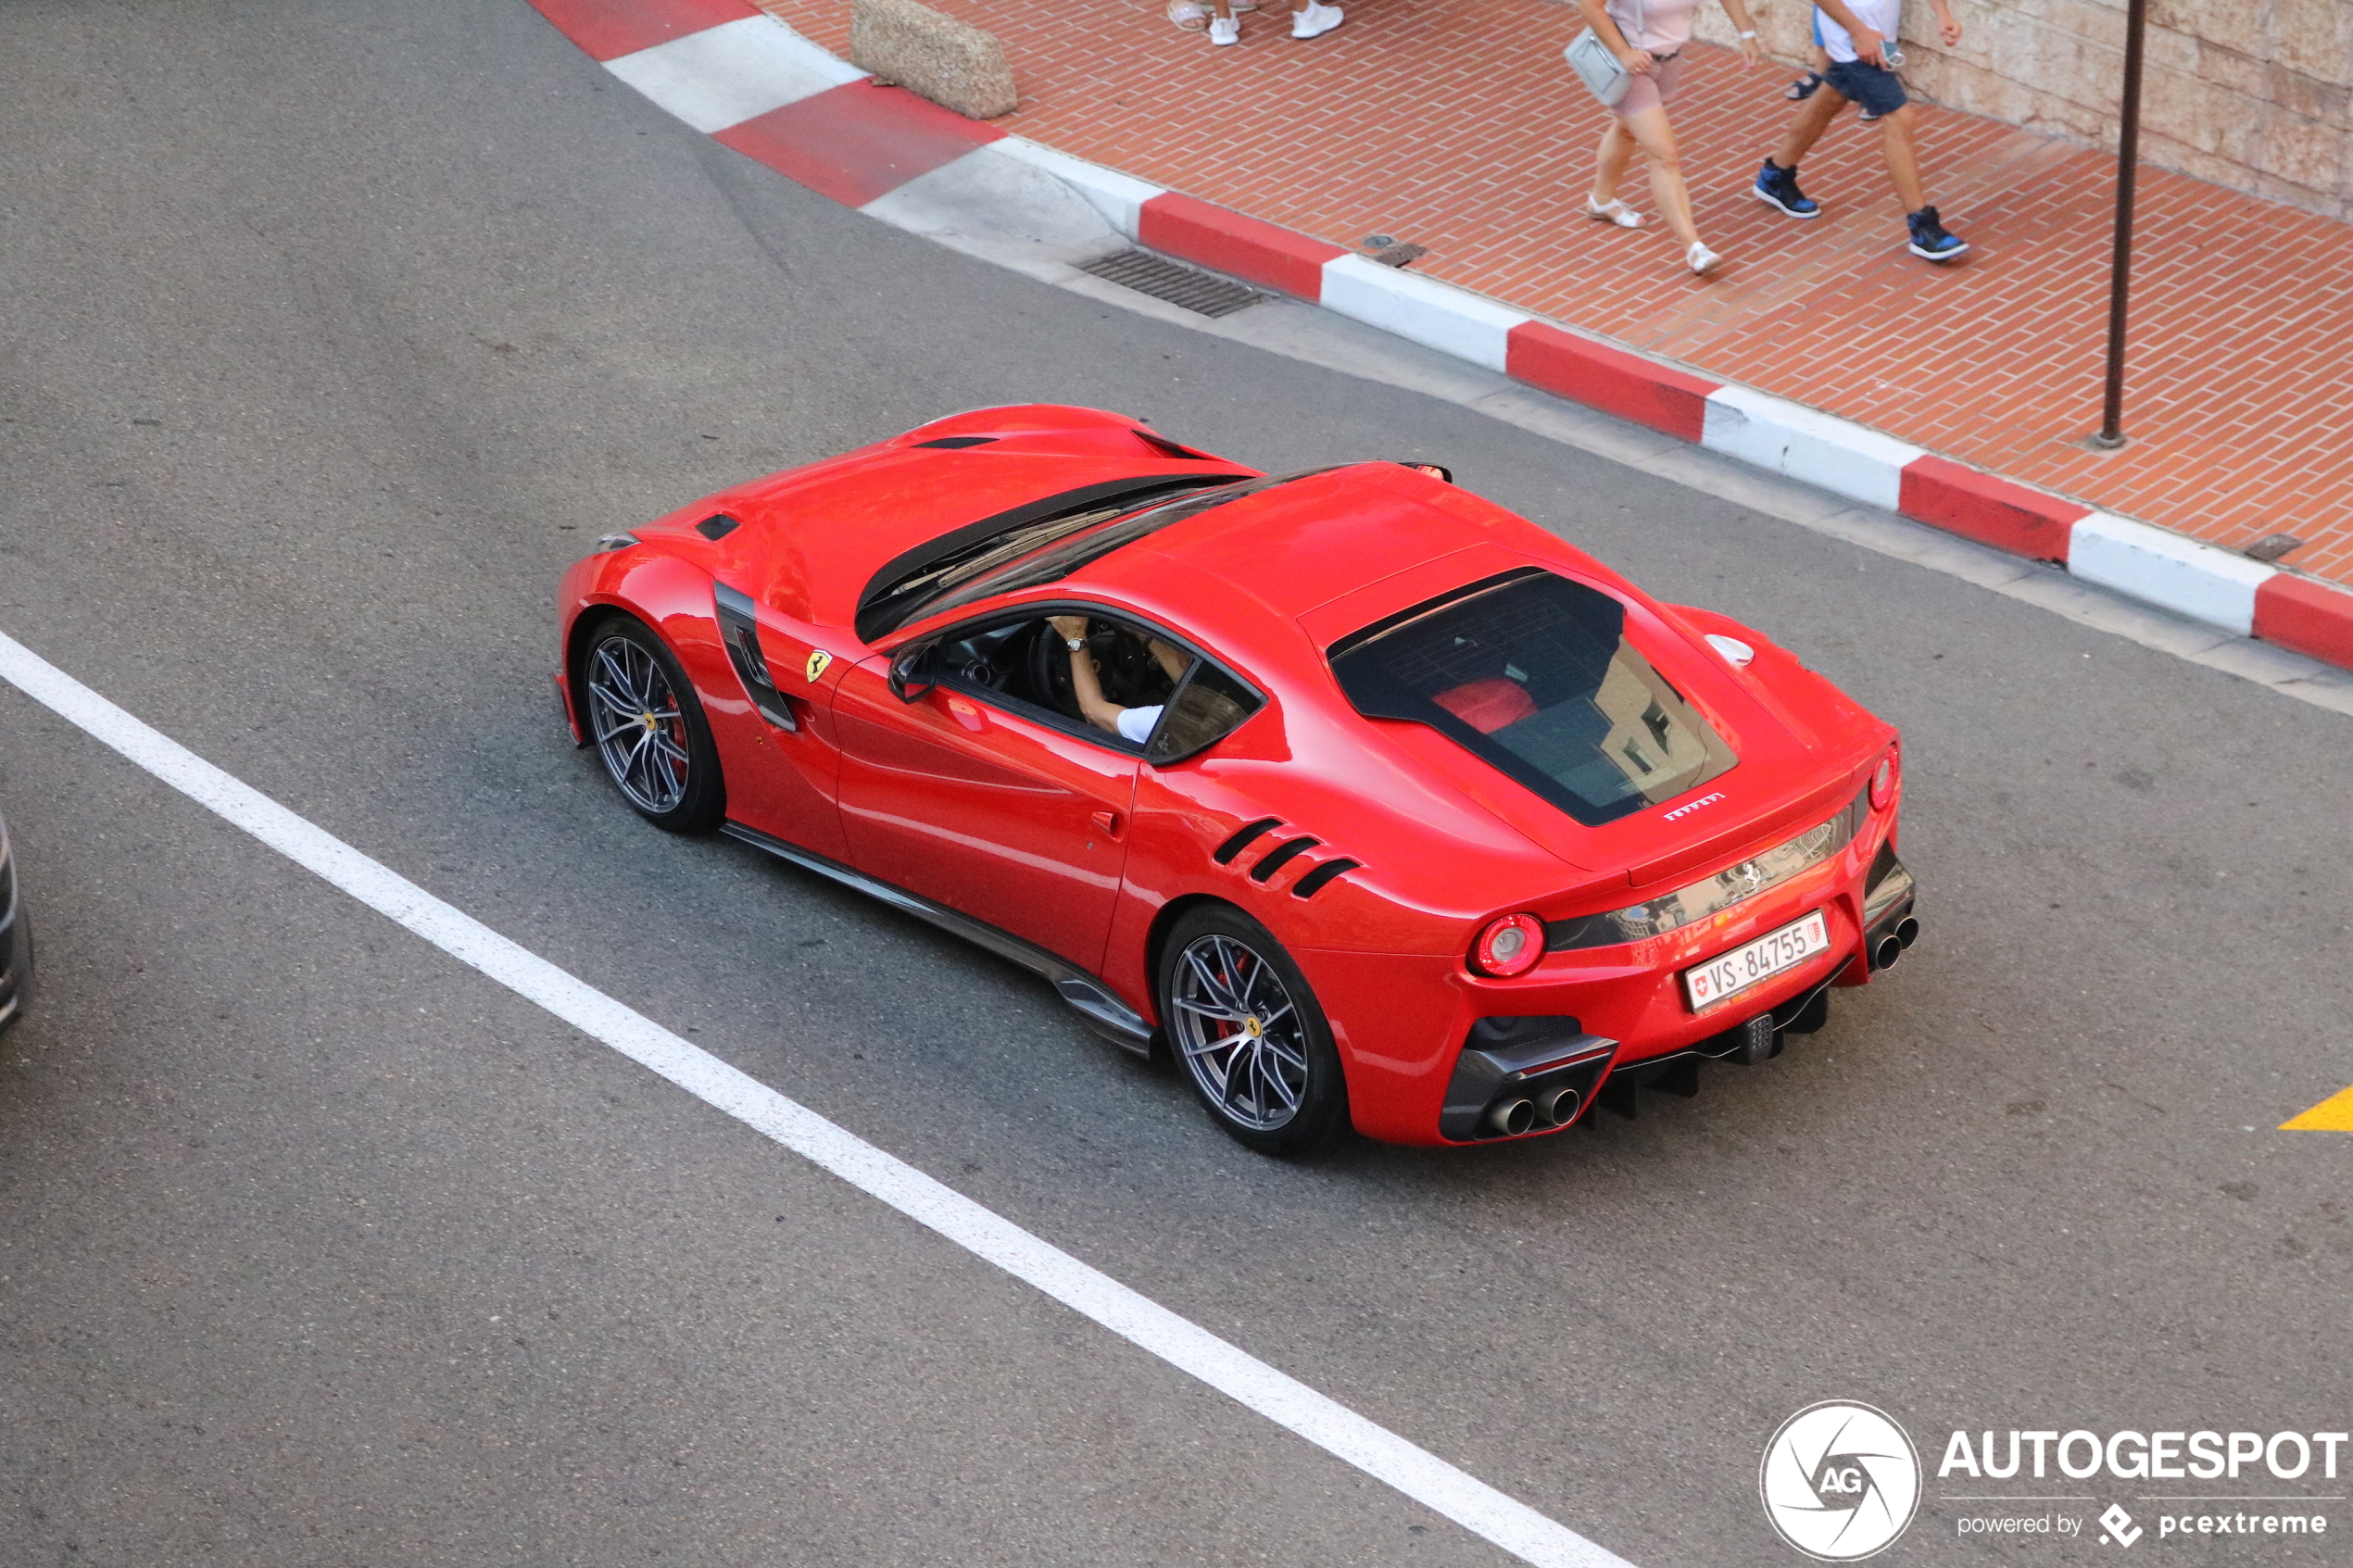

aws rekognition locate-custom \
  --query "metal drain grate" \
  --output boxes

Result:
[1079,249,1264,318]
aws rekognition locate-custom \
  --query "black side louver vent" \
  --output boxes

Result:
[1290,859,1361,899]
[912,435,999,449]
[713,583,797,733]
[696,513,741,541]
[1213,817,1282,865]
[1248,837,1321,883]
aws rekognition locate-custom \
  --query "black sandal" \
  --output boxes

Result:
[1784,71,1824,101]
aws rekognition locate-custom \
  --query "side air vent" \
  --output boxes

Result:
[913,435,998,449]
[696,513,741,541]
[1290,859,1361,899]
[713,583,797,733]
[1213,817,1282,865]
[1248,836,1321,883]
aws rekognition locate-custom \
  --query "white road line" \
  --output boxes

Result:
[0,626,1635,1568]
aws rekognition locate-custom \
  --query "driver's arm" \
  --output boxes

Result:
[1047,616,1128,735]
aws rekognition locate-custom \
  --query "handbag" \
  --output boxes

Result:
[1565,0,1645,107]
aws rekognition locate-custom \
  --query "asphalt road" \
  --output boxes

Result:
[0,3,2347,1565]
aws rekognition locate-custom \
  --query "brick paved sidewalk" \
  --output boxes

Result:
[758,0,2353,592]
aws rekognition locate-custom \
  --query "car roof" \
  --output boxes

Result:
[1064,462,1587,634]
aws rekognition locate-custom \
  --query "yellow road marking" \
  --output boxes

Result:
[2281,1085,2353,1131]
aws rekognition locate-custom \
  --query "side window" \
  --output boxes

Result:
[922,609,1258,757]
[1146,660,1264,763]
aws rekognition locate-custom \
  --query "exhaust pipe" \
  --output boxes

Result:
[1536,1082,1581,1126]
[1486,1098,1536,1137]
[1896,916,1920,949]
[1873,933,1903,971]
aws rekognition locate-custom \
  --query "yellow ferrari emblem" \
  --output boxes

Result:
[805,649,834,684]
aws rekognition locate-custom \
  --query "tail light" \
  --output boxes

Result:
[1470,913,1545,978]
[1869,745,1901,811]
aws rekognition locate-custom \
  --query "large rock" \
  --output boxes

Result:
[850,0,1017,120]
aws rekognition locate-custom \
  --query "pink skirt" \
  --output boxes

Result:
[1611,52,1686,118]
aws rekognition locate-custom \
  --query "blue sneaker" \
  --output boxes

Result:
[1906,206,1969,261]
[1754,159,1819,219]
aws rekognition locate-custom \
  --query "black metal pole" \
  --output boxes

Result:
[2091,0,2151,449]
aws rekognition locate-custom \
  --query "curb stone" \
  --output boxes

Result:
[531,0,2353,679]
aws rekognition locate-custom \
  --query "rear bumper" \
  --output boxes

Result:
[1307,834,1919,1146]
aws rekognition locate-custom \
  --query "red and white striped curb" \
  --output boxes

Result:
[530,0,2353,678]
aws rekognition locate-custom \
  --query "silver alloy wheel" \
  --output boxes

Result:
[586,635,693,814]
[1169,932,1310,1133]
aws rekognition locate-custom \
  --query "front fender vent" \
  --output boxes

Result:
[713,583,797,733]
[912,435,998,449]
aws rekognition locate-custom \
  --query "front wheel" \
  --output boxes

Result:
[1158,906,1349,1156]
[581,618,724,833]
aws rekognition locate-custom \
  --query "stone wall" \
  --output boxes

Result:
[1689,1,2353,219]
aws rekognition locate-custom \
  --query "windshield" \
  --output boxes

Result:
[855,476,1239,642]
[1328,568,1737,826]
[913,472,1311,627]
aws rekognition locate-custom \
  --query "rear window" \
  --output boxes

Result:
[1327,568,1736,826]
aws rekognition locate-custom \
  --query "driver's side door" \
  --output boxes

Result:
[830,614,1146,972]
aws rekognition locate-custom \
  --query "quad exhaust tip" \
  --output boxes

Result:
[1484,1083,1582,1137]
[1872,915,1923,972]
[1537,1083,1581,1125]
[1487,1098,1536,1137]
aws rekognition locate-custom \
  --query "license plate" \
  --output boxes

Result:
[1683,909,1831,1010]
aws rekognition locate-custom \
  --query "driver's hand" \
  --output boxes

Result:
[1048,615,1090,645]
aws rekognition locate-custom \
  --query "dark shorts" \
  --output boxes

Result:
[1823,58,1908,118]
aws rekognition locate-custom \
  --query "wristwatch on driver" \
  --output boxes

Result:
[1064,634,1086,650]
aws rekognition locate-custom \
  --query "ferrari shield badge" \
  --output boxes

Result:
[804,649,834,684]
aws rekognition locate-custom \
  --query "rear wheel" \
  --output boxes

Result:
[582,618,724,833]
[1158,906,1348,1156]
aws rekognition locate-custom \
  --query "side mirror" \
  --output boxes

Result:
[886,641,937,703]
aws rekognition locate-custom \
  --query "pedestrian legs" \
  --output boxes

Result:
[1770,86,1847,171]
[1599,107,1701,251]
[1874,104,1928,212]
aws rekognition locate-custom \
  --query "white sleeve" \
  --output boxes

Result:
[1115,705,1162,744]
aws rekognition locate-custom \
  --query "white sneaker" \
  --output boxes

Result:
[1687,242,1723,275]
[1209,15,1239,42]
[1290,0,1343,38]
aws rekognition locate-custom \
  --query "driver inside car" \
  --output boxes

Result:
[1048,614,1190,744]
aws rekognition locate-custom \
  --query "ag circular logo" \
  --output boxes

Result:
[1759,1400,1921,1561]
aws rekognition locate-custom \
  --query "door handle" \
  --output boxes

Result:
[1089,809,1124,840]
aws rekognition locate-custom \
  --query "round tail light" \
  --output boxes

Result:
[1470,913,1545,978]
[1869,746,1901,810]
